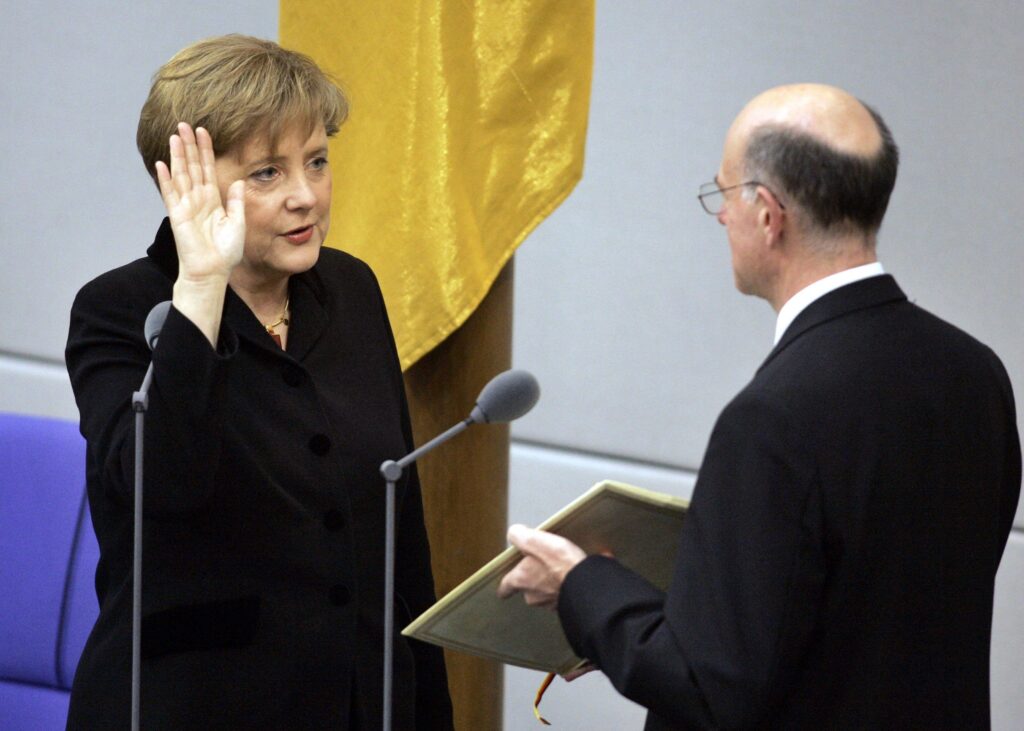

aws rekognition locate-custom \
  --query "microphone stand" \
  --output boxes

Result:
[128,300,168,731]
[130,363,155,731]
[376,368,538,731]
[379,418,473,731]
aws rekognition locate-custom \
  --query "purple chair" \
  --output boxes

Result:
[0,412,98,729]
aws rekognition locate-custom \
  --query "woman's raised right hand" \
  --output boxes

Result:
[154,123,244,346]
[155,123,245,284]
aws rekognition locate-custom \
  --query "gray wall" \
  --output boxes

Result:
[1,2,1020,729]
[506,2,1024,728]
[0,0,279,414]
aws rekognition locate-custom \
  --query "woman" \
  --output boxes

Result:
[65,35,453,729]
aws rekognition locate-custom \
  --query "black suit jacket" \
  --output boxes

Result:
[65,220,453,729]
[559,275,1021,729]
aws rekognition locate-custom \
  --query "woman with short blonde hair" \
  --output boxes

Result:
[66,34,452,729]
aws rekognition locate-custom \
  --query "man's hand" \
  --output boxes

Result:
[497,525,587,611]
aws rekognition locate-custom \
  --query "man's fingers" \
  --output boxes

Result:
[507,523,560,559]
[497,555,533,599]
[561,662,597,682]
[498,555,545,597]
[500,525,585,611]
[508,524,586,565]
[523,592,554,609]
[496,566,519,599]
[506,523,533,551]
[498,561,555,609]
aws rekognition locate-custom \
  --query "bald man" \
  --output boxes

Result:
[499,84,1020,729]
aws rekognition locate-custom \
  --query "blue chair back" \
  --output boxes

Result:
[0,412,98,729]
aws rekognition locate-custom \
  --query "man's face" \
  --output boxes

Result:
[716,130,767,297]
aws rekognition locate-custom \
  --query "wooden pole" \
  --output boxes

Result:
[404,260,513,731]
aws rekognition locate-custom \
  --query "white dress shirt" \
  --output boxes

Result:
[774,262,886,345]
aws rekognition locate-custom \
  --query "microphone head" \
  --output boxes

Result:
[469,369,540,424]
[144,300,172,350]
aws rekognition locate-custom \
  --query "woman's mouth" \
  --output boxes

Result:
[283,225,315,244]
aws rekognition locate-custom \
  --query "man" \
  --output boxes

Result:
[498,84,1021,729]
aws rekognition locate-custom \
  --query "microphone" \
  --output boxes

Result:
[382,369,540,480]
[144,300,172,350]
[378,369,540,731]
[136,301,171,399]
[468,369,540,425]
[130,299,170,731]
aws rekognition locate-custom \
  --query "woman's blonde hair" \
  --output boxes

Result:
[137,34,348,182]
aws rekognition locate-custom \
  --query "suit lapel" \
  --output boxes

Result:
[223,269,331,362]
[758,274,907,373]
[222,287,282,355]
[285,269,330,362]
[146,218,179,279]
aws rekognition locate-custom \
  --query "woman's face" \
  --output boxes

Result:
[215,122,332,288]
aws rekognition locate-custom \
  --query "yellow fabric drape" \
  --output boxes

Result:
[280,0,594,369]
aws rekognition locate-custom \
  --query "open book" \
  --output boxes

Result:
[402,480,689,674]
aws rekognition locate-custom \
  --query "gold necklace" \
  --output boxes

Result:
[264,297,290,346]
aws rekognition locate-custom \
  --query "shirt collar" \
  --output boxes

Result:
[774,261,886,344]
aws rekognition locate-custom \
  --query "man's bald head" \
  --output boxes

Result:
[724,84,898,238]
[730,84,883,156]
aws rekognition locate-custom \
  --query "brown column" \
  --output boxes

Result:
[404,260,514,730]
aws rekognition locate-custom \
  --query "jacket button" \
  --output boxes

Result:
[324,509,345,531]
[329,584,351,606]
[309,434,331,455]
[282,365,305,387]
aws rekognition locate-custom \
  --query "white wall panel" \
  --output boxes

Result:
[507,441,697,528]
[504,442,695,730]
[0,356,77,421]
[504,667,646,731]
[0,0,279,364]
[992,532,1024,731]
[511,0,1024,528]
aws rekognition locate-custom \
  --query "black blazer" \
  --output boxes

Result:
[65,220,453,729]
[559,275,1021,729]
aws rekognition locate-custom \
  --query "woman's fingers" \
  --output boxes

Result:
[178,122,205,188]
[168,133,198,204]
[159,122,245,280]
[167,123,211,199]
[154,160,179,209]
[197,127,218,190]
[163,123,230,226]
[224,179,245,226]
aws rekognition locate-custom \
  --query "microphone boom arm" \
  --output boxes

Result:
[381,417,472,480]
[377,368,538,731]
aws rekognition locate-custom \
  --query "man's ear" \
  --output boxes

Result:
[757,187,785,246]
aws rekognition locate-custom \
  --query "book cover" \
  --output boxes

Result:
[403,480,688,674]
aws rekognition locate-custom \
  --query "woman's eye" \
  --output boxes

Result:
[251,167,278,182]
[309,156,328,172]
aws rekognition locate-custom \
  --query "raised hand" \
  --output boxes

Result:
[154,123,245,346]
[155,123,245,284]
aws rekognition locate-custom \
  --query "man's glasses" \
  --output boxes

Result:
[697,180,785,215]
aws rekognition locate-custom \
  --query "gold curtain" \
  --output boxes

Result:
[280,0,594,369]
